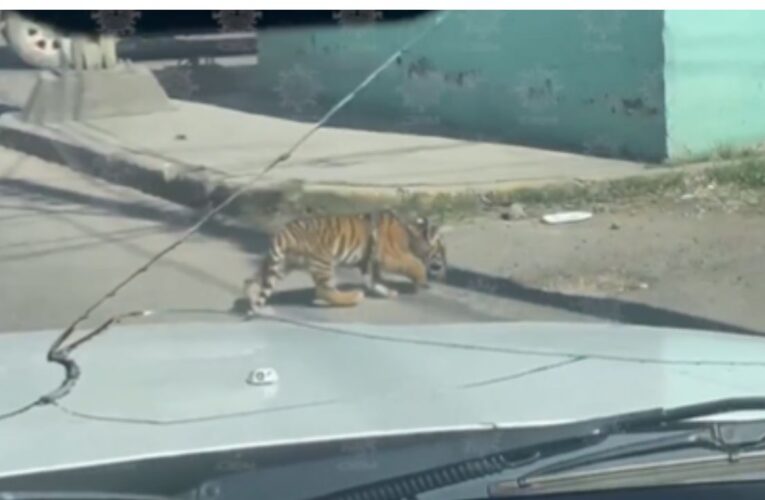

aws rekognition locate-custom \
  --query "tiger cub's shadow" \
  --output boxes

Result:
[231,279,416,314]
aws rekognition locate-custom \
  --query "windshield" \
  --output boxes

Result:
[2,7,765,500]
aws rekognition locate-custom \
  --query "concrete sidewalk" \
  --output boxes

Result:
[0,100,664,222]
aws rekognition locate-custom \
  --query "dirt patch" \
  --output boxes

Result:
[446,192,765,332]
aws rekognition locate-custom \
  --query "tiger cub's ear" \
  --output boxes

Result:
[415,216,452,244]
[414,216,433,240]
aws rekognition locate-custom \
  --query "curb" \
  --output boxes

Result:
[1,113,740,225]
[0,113,554,222]
[0,114,308,228]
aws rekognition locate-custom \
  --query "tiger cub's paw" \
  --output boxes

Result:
[317,288,366,307]
[369,282,398,299]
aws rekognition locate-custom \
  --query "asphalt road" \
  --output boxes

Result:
[0,146,590,333]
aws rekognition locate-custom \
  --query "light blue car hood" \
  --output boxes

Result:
[2,319,765,478]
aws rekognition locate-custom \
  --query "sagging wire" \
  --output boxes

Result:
[254,312,765,368]
[0,307,247,422]
[19,303,765,427]
[26,12,453,411]
[50,294,765,410]
[59,307,245,355]
[0,400,39,422]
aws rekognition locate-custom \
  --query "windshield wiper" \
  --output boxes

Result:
[499,426,755,494]
[309,397,765,500]
[491,397,765,495]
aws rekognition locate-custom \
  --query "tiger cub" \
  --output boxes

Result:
[244,210,448,309]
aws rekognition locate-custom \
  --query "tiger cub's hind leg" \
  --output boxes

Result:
[245,254,285,311]
[310,256,364,307]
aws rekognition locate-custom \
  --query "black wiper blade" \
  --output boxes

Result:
[310,398,765,500]
[511,428,726,490]
[503,397,765,492]
[603,396,765,433]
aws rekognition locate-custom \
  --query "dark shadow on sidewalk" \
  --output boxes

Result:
[0,177,272,257]
[445,267,765,337]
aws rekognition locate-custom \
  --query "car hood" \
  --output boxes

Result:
[2,318,765,478]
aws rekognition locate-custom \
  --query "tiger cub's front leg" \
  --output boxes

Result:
[362,258,398,299]
[310,255,365,307]
[381,252,429,292]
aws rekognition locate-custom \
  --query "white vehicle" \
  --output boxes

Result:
[4,318,765,500]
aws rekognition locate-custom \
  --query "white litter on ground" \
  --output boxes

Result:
[542,211,594,225]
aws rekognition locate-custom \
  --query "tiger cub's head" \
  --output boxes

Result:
[408,216,450,282]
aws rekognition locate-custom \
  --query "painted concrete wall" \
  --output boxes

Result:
[179,11,666,161]
[664,11,765,159]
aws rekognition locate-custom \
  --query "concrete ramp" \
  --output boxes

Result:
[22,64,173,125]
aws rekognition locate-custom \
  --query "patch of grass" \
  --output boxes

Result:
[494,183,586,206]
[488,158,765,211]
[597,172,686,199]
[429,193,483,221]
[246,188,487,226]
[394,190,483,222]
[715,144,759,161]
[668,144,762,165]
[705,157,765,188]
[665,152,708,166]
[229,156,765,230]
[487,172,685,209]
[290,192,387,219]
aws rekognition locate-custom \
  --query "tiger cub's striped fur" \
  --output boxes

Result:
[244,210,448,309]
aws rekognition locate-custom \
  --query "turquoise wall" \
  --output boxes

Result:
[200,11,666,161]
[164,11,765,163]
[664,11,765,159]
